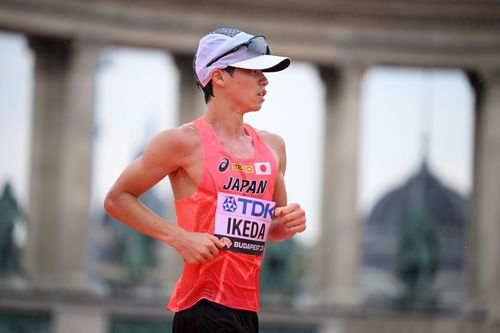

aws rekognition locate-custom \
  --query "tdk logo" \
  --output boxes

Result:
[238,198,275,219]
[222,196,238,212]
[222,195,275,219]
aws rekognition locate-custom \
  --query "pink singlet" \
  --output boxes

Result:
[167,117,278,313]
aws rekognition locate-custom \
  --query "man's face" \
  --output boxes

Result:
[224,68,269,112]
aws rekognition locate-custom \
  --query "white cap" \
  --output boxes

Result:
[194,28,290,88]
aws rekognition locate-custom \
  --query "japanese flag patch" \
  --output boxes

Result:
[254,162,271,175]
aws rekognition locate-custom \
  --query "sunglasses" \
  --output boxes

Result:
[205,35,270,68]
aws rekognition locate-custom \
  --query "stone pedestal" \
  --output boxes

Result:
[54,304,107,333]
[26,36,98,291]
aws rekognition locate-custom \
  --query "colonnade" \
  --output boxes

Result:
[21,34,500,333]
[0,0,498,329]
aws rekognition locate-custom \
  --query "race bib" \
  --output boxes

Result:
[214,192,275,255]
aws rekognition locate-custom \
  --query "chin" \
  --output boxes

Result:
[254,103,264,111]
[245,104,262,113]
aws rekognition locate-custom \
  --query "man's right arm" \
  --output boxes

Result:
[104,126,224,264]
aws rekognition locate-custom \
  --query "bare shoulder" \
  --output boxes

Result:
[149,123,198,148]
[143,122,200,166]
[255,128,287,173]
[256,129,286,153]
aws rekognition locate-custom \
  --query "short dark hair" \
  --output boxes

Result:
[200,67,236,103]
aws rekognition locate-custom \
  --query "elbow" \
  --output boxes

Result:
[103,189,120,217]
[104,188,138,219]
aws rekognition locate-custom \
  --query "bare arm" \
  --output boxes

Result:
[104,126,224,264]
[261,132,307,243]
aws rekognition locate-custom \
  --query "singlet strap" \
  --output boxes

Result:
[194,118,229,157]
[194,118,278,176]
[243,123,277,165]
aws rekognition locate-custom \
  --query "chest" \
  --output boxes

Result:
[204,148,275,199]
[218,135,254,160]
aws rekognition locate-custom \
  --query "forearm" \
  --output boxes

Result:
[104,190,181,246]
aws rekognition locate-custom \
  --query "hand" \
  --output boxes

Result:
[171,230,225,264]
[274,203,307,237]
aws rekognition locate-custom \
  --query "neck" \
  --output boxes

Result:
[203,100,246,139]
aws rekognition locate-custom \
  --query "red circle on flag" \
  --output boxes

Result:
[260,164,267,173]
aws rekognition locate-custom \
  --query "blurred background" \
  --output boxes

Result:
[0,0,499,332]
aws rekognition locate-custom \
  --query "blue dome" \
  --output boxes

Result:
[364,162,466,271]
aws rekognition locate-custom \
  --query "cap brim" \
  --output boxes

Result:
[230,55,290,72]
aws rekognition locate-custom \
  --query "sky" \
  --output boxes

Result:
[0,31,474,245]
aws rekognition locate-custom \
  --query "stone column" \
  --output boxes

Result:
[173,53,205,125]
[315,65,364,307]
[26,36,98,291]
[467,69,500,332]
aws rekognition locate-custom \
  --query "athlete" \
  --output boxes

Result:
[104,27,307,333]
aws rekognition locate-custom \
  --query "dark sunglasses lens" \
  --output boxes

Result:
[247,36,269,55]
[206,36,270,68]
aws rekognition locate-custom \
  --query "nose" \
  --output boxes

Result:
[258,71,268,86]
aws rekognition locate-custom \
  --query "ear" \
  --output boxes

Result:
[211,69,225,87]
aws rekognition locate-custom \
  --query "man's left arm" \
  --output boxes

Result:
[264,133,306,243]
